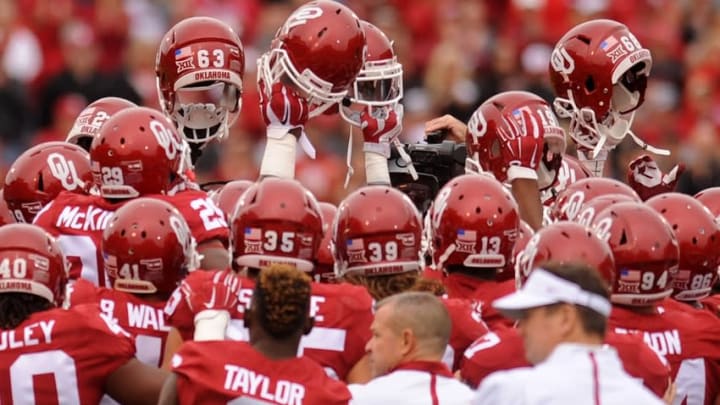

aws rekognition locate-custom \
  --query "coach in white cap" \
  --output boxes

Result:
[473,262,665,405]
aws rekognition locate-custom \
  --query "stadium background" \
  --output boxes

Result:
[0,0,716,203]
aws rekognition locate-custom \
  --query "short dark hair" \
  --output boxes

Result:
[254,265,312,339]
[0,293,53,329]
[541,261,609,337]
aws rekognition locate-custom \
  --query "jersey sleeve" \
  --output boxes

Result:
[66,278,99,307]
[444,298,490,371]
[72,304,136,370]
[31,200,58,233]
[163,191,229,245]
[163,286,195,341]
[338,285,374,379]
[172,341,222,404]
[460,329,529,388]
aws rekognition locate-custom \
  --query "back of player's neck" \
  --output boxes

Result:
[252,338,301,361]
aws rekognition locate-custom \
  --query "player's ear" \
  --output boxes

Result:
[303,316,315,336]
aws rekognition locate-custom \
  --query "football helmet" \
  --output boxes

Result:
[646,192,720,301]
[574,193,639,228]
[66,97,137,151]
[0,223,67,305]
[428,174,519,273]
[694,187,720,219]
[90,107,186,199]
[344,20,402,109]
[549,19,662,158]
[551,177,640,222]
[333,185,423,277]
[156,16,245,145]
[515,221,616,289]
[257,0,366,118]
[540,154,593,207]
[466,91,566,189]
[314,202,338,282]
[591,202,679,306]
[5,142,92,223]
[103,197,199,295]
[506,220,534,282]
[209,179,254,221]
[230,178,323,272]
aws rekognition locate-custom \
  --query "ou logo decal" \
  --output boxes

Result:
[150,120,183,161]
[282,6,323,33]
[47,153,83,191]
[550,46,575,80]
[169,214,192,257]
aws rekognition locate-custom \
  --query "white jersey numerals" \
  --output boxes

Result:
[10,350,81,403]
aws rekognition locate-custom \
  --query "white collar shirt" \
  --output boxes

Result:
[472,343,665,405]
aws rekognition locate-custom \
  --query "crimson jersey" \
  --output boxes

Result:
[0,305,135,404]
[68,278,170,367]
[165,276,374,381]
[441,297,490,370]
[173,341,351,404]
[701,294,720,318]
[33,189,226,287]
[155,188,229,246]
[442,273,515,330]
[610,299,720,405]
[460,327,670,397]
[33,191,124,286]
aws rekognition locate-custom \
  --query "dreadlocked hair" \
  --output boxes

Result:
[255,264,312,339]
[0,293,53,329]
[342,271,420,301]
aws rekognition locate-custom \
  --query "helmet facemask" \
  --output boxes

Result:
[169,80,242,146]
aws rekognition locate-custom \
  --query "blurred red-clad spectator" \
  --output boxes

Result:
[32,93,86,145]
[37,20,139,128]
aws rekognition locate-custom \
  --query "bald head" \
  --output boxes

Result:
[376,292,451,356]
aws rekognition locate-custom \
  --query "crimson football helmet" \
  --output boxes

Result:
[646,193,720,301]
[209,179,254,221]
[345,20,402,109]
[506,220,534,282]
[549,19,661,158]
[314,202,338,282]
[333,185,423,277]
[0,223,67,305]
[466,91,566,189]
[516,221,616,290]
[574,193,639,228]
[66,97,137,151]
[257,0,366,118]
[4,142,92,223]
[103,197,199,295]
[591,202,679,306]
[156,17,245,145]
[90,107,186,199]
[428,174,519,274]
[694,187,720,219]
[540,154,593,207]
[230,178,323,272]
[551,177,640,222]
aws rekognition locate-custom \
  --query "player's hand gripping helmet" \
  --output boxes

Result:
[257,0,366,118]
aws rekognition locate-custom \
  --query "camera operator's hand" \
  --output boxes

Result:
[425,115,467,142]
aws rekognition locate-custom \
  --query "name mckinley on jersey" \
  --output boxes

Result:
[55,205,114,231]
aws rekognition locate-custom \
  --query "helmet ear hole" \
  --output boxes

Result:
[585,76,596,92]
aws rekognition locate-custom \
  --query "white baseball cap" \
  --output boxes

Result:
[493,268,612,319]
